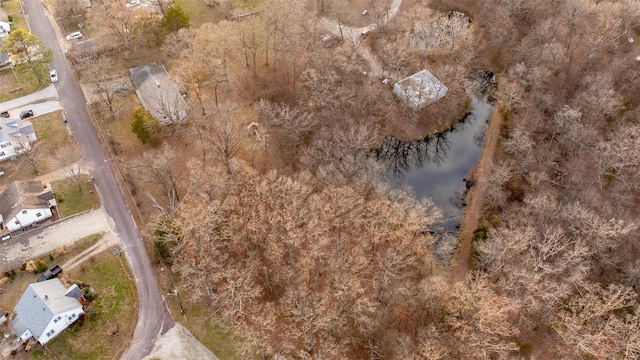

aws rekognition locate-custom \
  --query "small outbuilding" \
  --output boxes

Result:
[393,69,448,110]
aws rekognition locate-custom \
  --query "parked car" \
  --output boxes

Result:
[37,265,63,282]
[19,109,33,119]
[0,111,9,118]
[1,233,10,242]
[66,31,83,41]
[114,83,131,94]
[50,69,58,83]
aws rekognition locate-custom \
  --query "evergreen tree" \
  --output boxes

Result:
[161,2,190,33]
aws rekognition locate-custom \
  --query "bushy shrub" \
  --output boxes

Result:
[34,259,49,273]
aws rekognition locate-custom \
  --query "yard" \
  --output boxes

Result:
[0,63,49,103]
[0,110,72,189]
[52,176,100,218]
[30,249,137,360]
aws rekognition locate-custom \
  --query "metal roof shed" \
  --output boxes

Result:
[393,69,448,110]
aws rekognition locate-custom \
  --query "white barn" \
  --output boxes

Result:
[393,69,448,110]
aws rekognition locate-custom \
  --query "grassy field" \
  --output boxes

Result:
[53,176,100,218]
[33,111,69,153]
[0,63,49,103]
[31,250,137,360]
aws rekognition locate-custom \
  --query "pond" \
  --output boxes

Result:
[376,97,493,262]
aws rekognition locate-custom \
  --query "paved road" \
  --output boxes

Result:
[22,0,174,358]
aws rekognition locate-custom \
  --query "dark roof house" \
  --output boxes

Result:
[130,64,188,125]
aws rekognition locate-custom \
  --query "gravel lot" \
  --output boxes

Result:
[0,207,115,271]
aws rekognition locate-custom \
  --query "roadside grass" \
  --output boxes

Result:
[34,250,137,360]
[53,176,100,218]
[4,0,28,31]
[59,233,104,256]
[166,299,246,360]
[94,94,148,157]
[0,63,49,103]
[33,110,69,153]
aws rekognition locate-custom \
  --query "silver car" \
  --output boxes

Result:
[66,31,83,41]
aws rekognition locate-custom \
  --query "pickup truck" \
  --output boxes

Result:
[37,265,63,282]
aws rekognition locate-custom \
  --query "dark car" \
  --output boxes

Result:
[19,109,34,119]
[0,111,8,118]
[37,265,63,282]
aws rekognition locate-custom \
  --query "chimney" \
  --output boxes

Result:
[44,294,48,300]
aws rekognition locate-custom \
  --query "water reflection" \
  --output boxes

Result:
[377,98,493,225]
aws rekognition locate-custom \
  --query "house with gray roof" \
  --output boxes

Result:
[130,64,188,125]
[10,279,84,345]
[393,69,448,110]
[0,180,54,234]
[0,117,37,162]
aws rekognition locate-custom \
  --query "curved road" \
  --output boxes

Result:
[22,0,174,358]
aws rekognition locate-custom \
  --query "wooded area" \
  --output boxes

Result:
[72,0,640,358]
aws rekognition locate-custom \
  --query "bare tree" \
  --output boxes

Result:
[54,144,86,191]
[20,140,45,175]
[84,56,123,121]
[130,142,184,215]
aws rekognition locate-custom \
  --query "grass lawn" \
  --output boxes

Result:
[175,0,225,27]
[4,0,29,31]
[53,176,100,218]
[0,63,49,103]
[166,300,247,360]
[32,110,69,154]
[31,250,137,360]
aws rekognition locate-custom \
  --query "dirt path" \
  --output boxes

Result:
[319,0,402,79]
[60,231,119,271]
[448,107,503,282]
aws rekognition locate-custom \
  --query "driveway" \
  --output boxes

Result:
[0,208,114,272]
[319,0,403,78]
[0,85,63,119]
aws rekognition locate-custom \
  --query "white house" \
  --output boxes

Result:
[10,279,84,345]
[0,21,10,39]
[0,180,55,233]
[393,69,448,111]
[0,117,38,162]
